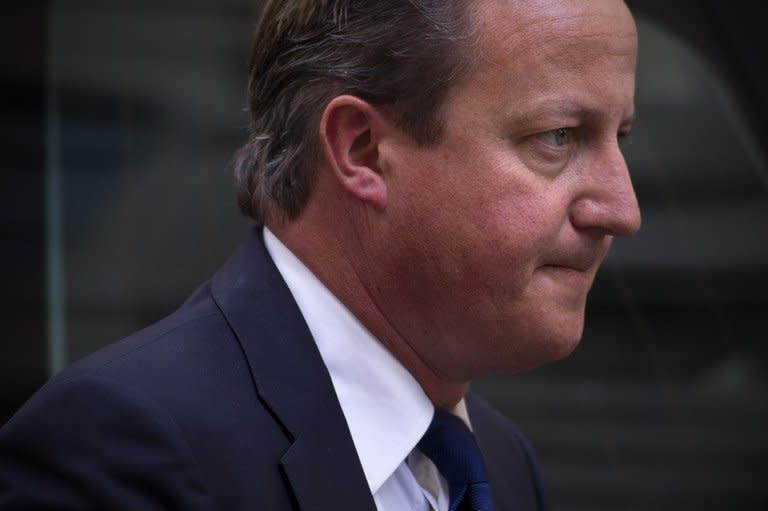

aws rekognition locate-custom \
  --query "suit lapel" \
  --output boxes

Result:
[280,389,376,511]
[211,228,376,511]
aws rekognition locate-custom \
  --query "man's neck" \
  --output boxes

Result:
[266,220,469,410]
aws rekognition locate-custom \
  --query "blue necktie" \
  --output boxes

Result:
[417,409,495,511]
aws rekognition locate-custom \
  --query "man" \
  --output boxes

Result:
[0,0,640,509]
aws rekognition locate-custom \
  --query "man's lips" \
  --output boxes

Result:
[540,260,595,273]
[537,264,595,287]
[538,246,608,290]
[538,265,590,280]
[542,247,607,274]
[540,263,587,272]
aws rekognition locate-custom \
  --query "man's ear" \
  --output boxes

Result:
[319,95,389,211]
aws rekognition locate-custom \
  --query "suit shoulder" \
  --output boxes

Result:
[56,280,230,383]
[0,373,216,510]
[34,280,258,433]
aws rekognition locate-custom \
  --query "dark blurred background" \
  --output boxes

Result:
[2,1,766,510]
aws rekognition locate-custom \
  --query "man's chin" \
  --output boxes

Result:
[461,337,581,379]
[503,321,585,374]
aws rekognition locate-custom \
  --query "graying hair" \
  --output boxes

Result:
[234,0,476,223]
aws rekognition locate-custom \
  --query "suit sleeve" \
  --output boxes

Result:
[0,375,215,511]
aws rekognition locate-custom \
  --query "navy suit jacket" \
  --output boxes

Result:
[0,229,548,510]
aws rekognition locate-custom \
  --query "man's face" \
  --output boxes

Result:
[368,0,640,380]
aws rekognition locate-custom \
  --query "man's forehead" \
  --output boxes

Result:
[465,0,638,107]
[474,0,636,54]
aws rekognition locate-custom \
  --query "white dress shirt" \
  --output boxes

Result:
[264,228,471,511]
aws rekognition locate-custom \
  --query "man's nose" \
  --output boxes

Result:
[569,144,642,237]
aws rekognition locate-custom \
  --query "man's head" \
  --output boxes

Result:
[243,0,641,400]
[235,0,477,223]
[359,0,641,382]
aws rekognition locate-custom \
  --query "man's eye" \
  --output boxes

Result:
[540,128,570,147]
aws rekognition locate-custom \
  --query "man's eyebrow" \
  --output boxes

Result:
[513,99,636,125]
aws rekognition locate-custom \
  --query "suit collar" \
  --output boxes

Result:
[211,227,376,511]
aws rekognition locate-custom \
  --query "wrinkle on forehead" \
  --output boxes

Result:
[476,0,637,65]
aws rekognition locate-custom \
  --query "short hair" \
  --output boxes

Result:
[234,0,477,223]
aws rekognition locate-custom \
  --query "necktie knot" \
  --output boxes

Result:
[417,409,494,511]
